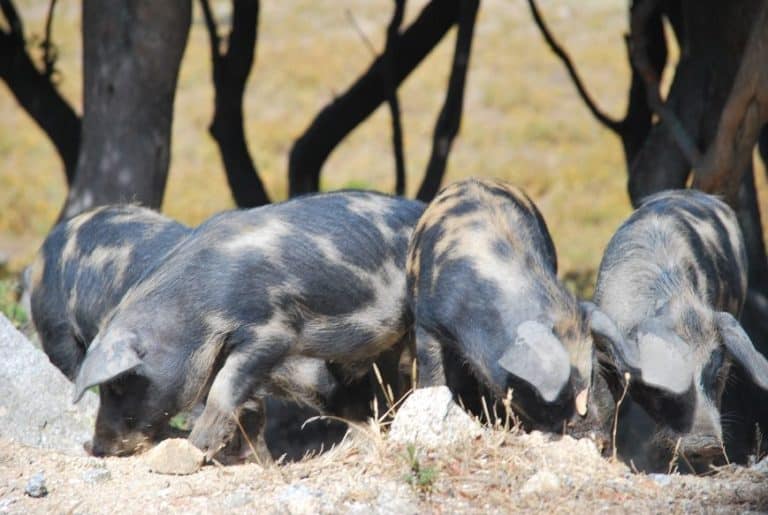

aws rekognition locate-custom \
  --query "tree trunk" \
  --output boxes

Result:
[201,0,269,208]
[288,0,460,197]
[61,0,191,219]
[0,0,80,185]
[693,3,768,205]
[416,0,479,201]
[627,0,762,206]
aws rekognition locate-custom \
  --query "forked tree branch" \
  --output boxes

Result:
[526,0,623,133]
[288,0,461,196]
[0,0,80,184]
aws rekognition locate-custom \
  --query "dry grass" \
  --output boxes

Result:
[1,426,767,513]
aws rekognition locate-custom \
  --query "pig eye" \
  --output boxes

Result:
[108,376,128,397]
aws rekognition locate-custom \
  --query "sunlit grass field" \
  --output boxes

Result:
[1,1,766,289]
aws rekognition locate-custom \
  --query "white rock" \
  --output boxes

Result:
[145,438,204,475]
[649,473,672,487]
[520,470,561,496]
[0,314,98,454]
[750,455,768,475]
[389,386,483,449]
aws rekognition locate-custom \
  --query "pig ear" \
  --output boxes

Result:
[717,312,768,391]
[634,319,693,395]
[581,301,641,374]
[72,337,142,403]
[498,320,571,403]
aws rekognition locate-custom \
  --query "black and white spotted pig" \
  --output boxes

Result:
[593,189,768,464]
[407,178,636,442]
[72,191,424,458]
[29,205,189,381]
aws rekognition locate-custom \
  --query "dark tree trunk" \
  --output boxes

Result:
[693,3,768,205]
[0,0,80,185]
[738,163,768,353]
[200,0,269,208]
[416,0,479,202]
[384,0,407,196]
[61,0,192,219]
[288,0,460,197]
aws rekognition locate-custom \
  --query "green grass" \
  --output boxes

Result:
[1,1,766,285]
[403,444,438,493]
[0,278,27,328]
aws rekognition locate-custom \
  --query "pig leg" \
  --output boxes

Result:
[190,329,292,460]
[213,399,272,464]
[415,326,447,388]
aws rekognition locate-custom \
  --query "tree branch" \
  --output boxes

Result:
[288,0,461,197]
[200,0,270,207]
[416,0,479,201]
[384,0,407,195]
[0,0,80,184]
[526,0,622,133]
[41,0,58,77]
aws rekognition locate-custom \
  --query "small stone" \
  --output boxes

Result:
[25,472,48,498]
[82,467,111,484]
[389,386,483,449]
[649,473,672,487]
[520,470,561,496]
[145,438,204,475]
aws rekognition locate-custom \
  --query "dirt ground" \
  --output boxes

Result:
[1,424,767,514]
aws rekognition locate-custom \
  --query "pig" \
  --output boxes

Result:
[72,191,425,458]
[29,205,189,381]
[593,189,768,466]
[406,178,637,443]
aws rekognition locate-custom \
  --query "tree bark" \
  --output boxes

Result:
[416,0,479,201]
[0,0,80,185]
[288,0,460,197]
[61,0,191,219]
[200,0,269,208]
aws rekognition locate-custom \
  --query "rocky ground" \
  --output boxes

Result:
[1,315,767,514]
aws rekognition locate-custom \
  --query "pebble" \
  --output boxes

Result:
[82,467,112,484]
[145,438,204,475]
[520,470,561,496]
[25,472,48,498]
